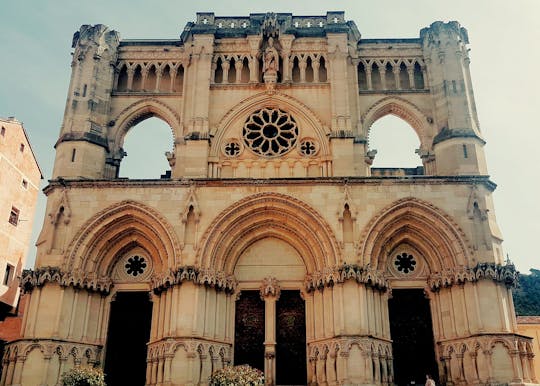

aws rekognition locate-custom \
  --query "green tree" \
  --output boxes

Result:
[513,269,540,316]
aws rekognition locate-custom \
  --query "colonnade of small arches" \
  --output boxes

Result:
[212,52,328,84]
[357,58,426,91]
[115,61,185,93]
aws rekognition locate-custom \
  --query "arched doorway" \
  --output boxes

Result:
[104,291,153,386]
[233,237,308,384]
[388,289,438,385]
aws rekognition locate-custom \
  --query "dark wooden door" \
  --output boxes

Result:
[389,289,438,385]
[276,290,307,385]
[234,290,265,371]
[104,291,152,386]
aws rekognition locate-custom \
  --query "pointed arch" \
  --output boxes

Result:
[362,96,432,147]
[210,91,330,157]
[110,98,180,150]
[197,193,341,274]
[65,200,181,275]
[358,197,473,272]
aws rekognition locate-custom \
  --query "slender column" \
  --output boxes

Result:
[41,355,51,385]
[11,357,25,386]
[469,351,480,383]
[169,69,176,93]
[235,59,243,83]
[221,61,230,84]
[299,59,307,83]
[210,62,217,83]
[374,354,381,383]
[260,278,280,386]
[456,353,465,382]
[366,65,373,90]
[312,59,320,83]
[146,358,153,386]
[393,67,400,90]
[387,357,394,384]
[141,68,148,90]
[127,69,134,91]
[528,353,537,383]
[326,352,337,384]
[444,356,453,385]
[336,351,348,384]
[155,66,162,92]
[309,355,318,386]
[483,350,493,383]
[408,66,415,88]
[380,66,387,90]
[510,350,523,383]
[520,351,530,382]
[421,65,429,88]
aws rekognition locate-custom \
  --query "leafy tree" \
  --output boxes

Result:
[513,269,540,316]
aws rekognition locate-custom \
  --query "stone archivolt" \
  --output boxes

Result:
[197,192,341,273]
[65,200,181,274]
[359,197,473,271]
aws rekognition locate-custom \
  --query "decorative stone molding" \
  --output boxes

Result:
[305,263,389,292]
[21,267,113,294]
[428,262,519,291]
[3,339,102,366]
[259,277,281,299]
[151,266,237,294]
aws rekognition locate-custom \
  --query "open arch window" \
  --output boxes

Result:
[368,115,423,175]
[118,116,174,179]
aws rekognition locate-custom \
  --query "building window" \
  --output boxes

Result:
[463,144,468,159]
[9,207,19,226]
[20,143,25,152]
[3,264,14,286]
[22,179,28,189]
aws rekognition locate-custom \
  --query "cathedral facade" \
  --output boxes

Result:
[1,12,536,386]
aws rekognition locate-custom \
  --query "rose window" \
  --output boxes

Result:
[243,108,298,157]
[394,253,416,274]
[125,255,147,277]
[299,139,319,157]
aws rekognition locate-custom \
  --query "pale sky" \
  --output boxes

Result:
[1,0,539,273]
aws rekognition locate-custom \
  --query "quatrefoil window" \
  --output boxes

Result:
[222,139,242,158]
[394,253,416,274]
[299,139,319,157]
[125,255,147,277]
[243,108,298,157]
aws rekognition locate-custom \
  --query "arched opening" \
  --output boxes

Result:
[132,65,143,91]
[292,57,300,83]
[357,62,367,90]
[371,63,382,90]
[305,57,314,82]
[399,62,410,90]
[228,58,237,83]
[214,58,224,84]
[145,64,158,91]
[117,65,128,91]
[173,65,184,92]
[119,117,174,179]
[159,64,172,92]
[319,57,327,82]
[369,115,422,174]
[385,62,395,89]
[414,62,425,89]
[241,57,250,83]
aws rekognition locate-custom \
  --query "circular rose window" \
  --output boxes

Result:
[243,108,298,157]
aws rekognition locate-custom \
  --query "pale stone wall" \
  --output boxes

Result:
[3,12,535,386]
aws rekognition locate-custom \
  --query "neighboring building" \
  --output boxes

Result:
[0,117,41,320]
[518,316,540,384]
[2,12,536,386]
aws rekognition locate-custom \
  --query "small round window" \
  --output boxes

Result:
[243,108,298,157]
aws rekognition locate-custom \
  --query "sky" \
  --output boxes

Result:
[1,0,539,273]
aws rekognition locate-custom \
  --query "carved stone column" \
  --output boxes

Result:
[260,277,280,386]
[510,349,523,383]
[366,66,373,90]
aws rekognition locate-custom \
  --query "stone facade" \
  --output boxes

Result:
[0,117,41,320]
[1,12,536,386]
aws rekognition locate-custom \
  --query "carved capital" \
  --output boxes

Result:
[260,277,281,300]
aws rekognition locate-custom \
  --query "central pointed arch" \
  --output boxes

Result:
[197,193,340,274]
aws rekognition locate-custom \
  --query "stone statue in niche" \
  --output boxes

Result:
[262,37,279,86]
